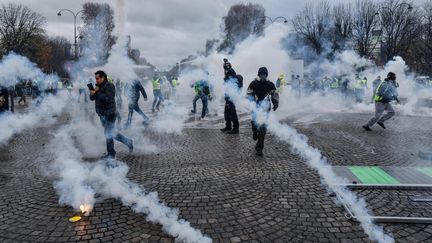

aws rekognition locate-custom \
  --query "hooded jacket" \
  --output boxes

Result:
[90,80,117,118]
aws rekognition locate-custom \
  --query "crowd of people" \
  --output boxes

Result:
[0,57,407,157]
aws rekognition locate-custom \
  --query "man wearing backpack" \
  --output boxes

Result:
[191,73,211,120]
[363,72,399,131]
[220,58,243,134]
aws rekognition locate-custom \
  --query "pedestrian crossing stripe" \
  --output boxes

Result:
[348,166,400,184]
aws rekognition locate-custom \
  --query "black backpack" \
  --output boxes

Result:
[236,74,243,89]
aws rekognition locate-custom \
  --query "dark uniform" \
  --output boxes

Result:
[221,59,242,134]
[124,79,148,127]
[90,74,133,158]
[247,67,279,156]
[0,86,14,114]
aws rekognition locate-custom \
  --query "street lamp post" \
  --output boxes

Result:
[261,16,288,24]
[57,9,84,59]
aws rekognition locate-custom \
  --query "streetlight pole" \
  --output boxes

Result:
[261,16,288,24]
[57,9,84,59]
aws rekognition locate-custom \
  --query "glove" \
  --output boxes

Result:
[273,105,278,111]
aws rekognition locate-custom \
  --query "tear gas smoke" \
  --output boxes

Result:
[0,53,58,88]
[0,53,66,144]
[0,95,67,144]
[46,2,209,242]
[49,123,211,243]
[190,23,395,242]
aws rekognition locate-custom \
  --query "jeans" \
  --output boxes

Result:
[99,115,131,156]
[366,102,395,127]
[126,101,148,127]
[224,100,239,130]
[78,89,88,103]
[152,90,163,111]
[192,94,208,118]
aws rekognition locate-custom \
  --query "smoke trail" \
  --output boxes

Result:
[49,123,211,243]
[265,112,394,243]
[190,22,394,241]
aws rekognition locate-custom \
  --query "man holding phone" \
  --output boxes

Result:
[90,70,133,158]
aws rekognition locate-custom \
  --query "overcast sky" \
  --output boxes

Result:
[2,0,428,69]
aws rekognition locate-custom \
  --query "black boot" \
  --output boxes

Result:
[362,125,372,131]
[377,122,386,129]
[220,127,231,132]
[227,129,239,134]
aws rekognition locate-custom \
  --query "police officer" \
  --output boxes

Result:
[363,72,399,131]
[247,67,279,156]
[221,58,242,134]
[0,85,14,114]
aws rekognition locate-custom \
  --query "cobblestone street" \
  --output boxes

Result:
[1,106,432,242]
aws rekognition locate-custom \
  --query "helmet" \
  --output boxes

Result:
[279,73,285,78]
[387,72,396,81]
[258,67,268,77]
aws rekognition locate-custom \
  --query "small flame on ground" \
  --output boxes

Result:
[80,204,90,216]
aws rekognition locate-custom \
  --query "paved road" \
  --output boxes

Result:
[1,103,432,242]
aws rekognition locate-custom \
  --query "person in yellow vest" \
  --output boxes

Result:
[354,75,368,103]
[171,76,179,96]
[363,72,399,131]
[152,75,164,112]
[275,73,287,92]
[330,77,339,90]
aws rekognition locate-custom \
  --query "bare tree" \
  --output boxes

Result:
[351,0,379,58]
[218,3,266,53]
[47,37,72,77]
[332,3,353,53]
[416,1,432,74]
[292,1,332,55]
[378,0,422,62]
[0,3,46,56]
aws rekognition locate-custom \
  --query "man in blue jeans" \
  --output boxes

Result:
[152,75,164,112]
[124,79,149,128]
[191,75,211,120]
[90,70,133,158]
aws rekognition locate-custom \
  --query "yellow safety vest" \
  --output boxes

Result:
[152,79,160,90]
[374,80,385,102]
[172,79,178,87]
[330,79,339,89]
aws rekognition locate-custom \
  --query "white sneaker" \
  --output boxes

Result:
[200,117,209,121]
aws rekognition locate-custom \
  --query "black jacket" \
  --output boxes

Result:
[247,79,279,110]
[0,86,13,113]
[125,80,147,103]
[224,68,237,82]
[90,80,116,118]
